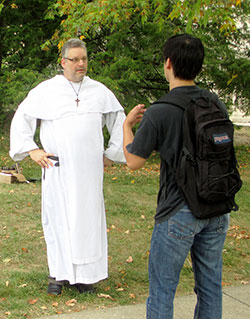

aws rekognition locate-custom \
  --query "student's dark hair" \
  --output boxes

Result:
[163,34,204,80]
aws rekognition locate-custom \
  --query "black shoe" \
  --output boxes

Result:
[74,283,95,293]
[47,283,62,295]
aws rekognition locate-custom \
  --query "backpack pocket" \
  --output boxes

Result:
[196,120,241,202]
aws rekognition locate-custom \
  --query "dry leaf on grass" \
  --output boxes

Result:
[41,306,47,310]
[52,301,59,307]
[28,298,38,305]
[3,258,11,263]
[126,256,133,263]
[65,299,77,307]
[97,293,114,301]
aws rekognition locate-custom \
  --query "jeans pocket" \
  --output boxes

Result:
[168,206,198,239]
[217,213,230,234]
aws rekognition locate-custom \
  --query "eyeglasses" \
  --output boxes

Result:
[64,57,87,64]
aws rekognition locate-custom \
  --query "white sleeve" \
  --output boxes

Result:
[9,108,39,161]
[103,110,126,163]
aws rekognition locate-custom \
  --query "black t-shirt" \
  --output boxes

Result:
[127,86,204,224]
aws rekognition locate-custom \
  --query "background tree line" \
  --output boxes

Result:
[0,0,249,131]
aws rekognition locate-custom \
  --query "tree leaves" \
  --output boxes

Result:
[43,0,250,112]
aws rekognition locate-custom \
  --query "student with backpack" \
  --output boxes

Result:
[123,34,242,319]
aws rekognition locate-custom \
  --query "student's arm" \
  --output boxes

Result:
[123,104,147,170]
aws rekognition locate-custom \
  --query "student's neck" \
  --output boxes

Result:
[169,79,195,91]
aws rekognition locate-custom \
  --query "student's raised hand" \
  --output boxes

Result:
[124,104,146,129]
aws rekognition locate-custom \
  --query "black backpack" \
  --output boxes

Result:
[155,89,242,219]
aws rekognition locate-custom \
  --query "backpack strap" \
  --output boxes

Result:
[152,90,193,111]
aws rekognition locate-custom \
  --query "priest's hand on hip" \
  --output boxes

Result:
[28,149,55,168]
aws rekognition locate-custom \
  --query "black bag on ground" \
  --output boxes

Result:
[155,89,242,219]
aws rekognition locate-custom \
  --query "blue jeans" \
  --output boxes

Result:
[146,206,229,319]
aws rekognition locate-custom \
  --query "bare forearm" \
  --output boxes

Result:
[123,104,147,170]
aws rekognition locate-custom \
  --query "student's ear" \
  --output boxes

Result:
[164,58,171,80]
[165,58,171,70]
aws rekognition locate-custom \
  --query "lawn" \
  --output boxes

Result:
[0,128,249,318]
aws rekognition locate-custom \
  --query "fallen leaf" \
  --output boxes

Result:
[222,281,231,287]
[97,293,114,301]
[21,248,28,252]
[52,302,59,307]
[3,258,11,263]
[126,256,133,263]
[141,215,146,219]
[125,230,130,234]
[28,298,38,305]
[65,299,77,307]
[9,190,14,194]
[241,281,249,285]
[6,281,9,287]
[104,286,111,291]
[18,284,28,288]
[129,293,136,299]
[5,312,11,316]
[116,288,124,291]
[111,177,117,181]
[41,306,47,310]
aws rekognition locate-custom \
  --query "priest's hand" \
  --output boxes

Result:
[28,149,55,168]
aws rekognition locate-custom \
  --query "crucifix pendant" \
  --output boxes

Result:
[75,97,80,107]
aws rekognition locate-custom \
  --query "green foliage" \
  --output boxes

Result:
[0,0,62,73]
[0,0,63,116]
[0,0,249,121]
[45,0,249,112]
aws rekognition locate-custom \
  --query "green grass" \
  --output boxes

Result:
[0,132,250,318]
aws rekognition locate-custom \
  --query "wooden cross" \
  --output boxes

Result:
[75,97,80,107]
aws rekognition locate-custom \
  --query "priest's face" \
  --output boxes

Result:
[61,47,88,83]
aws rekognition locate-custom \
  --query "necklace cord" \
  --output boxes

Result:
[68,80,83,106]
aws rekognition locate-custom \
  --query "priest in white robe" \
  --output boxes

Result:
[9,38,126,295]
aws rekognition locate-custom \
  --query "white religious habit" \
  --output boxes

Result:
[10,75,126,285]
